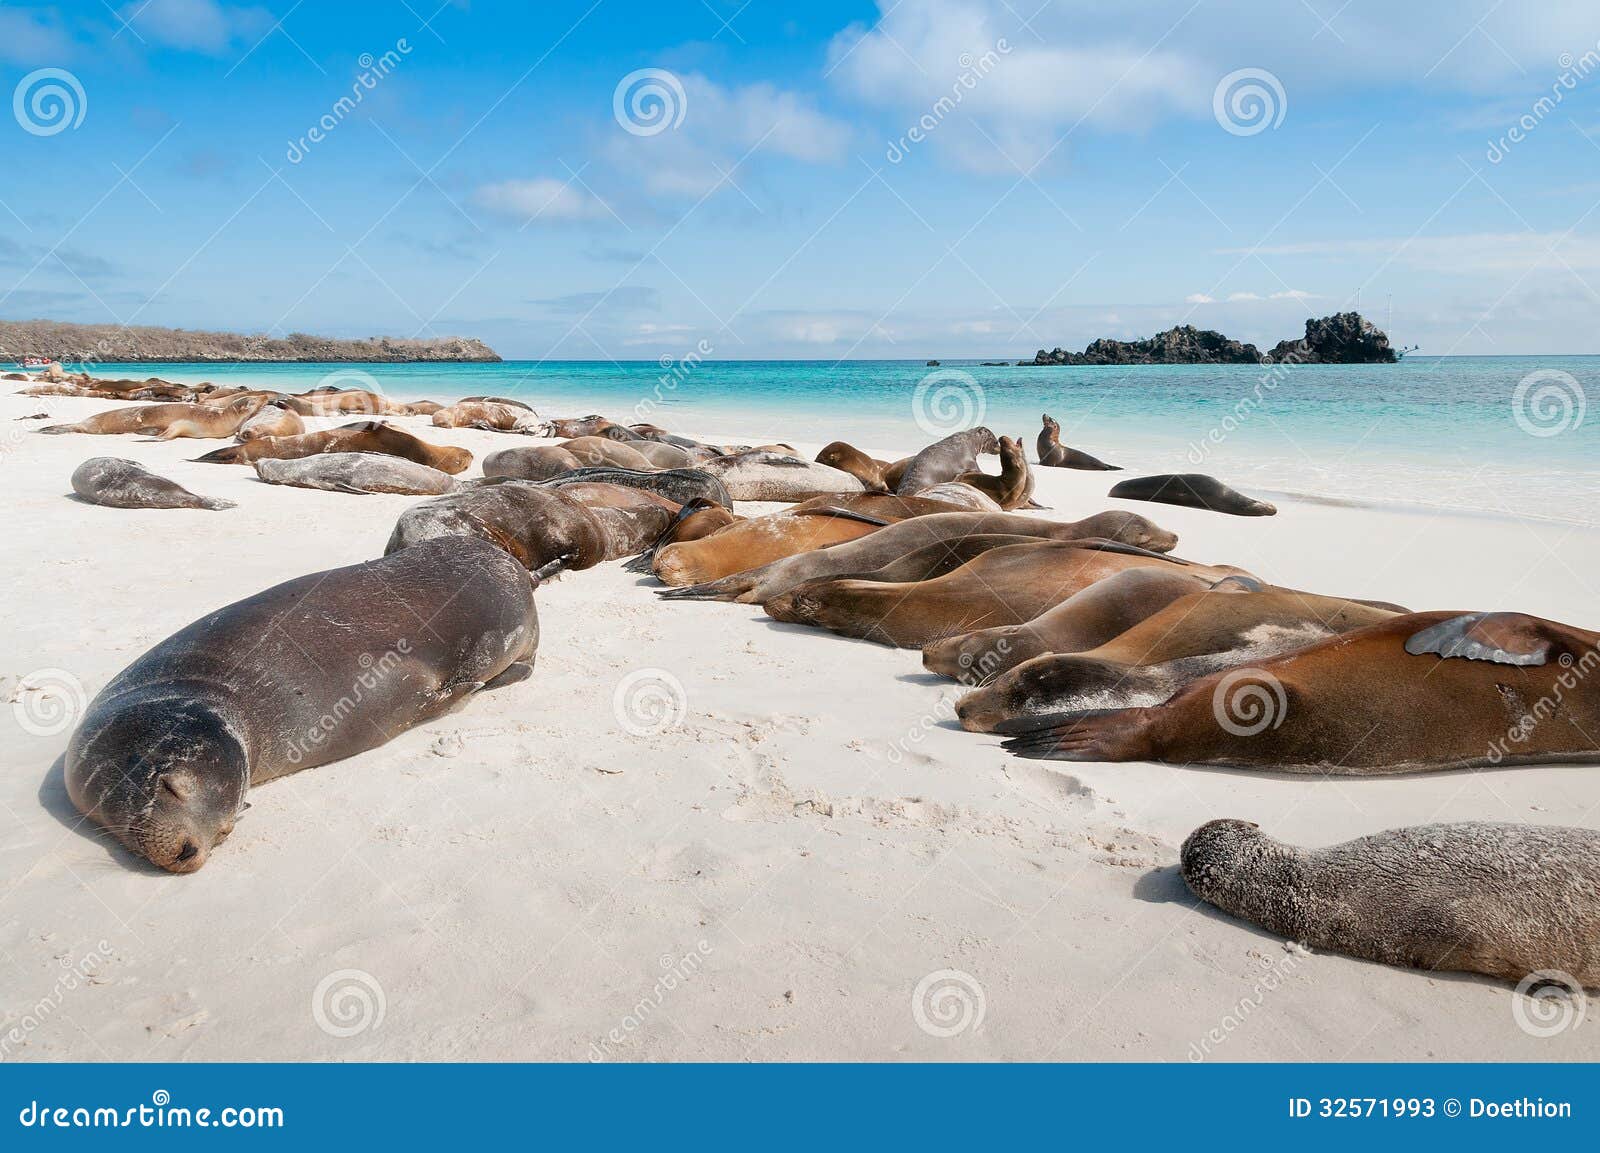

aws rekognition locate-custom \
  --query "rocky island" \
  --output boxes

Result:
[0,320,500,363]
[1024,311,1397,366]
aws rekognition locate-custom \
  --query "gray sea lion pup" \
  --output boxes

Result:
[536,465,731,509]
[71,457,236,511]
[255,452,457,495]
[913,481,1002,511]
[64,537,538,873]
[696,450,865,502]
[894,427,999,495]
[1181,819,1600,987]
[1037,414,1121,470]
[1109,473,1277,516]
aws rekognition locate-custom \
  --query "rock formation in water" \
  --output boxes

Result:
[1023,312,1396,366]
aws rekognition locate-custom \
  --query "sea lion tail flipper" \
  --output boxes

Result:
[791,507,891,527]
[481,662,534,692]
[417,678,486,721]
[1403,612,1554,666]
[530,555,574,584]
[995,708,1144,761]
[199,496,238,511]
[1024,499,1050,510]
[621,551,656,574]
[332,482,374,495]
[656,574,750,602]
[37,423,78,434]
[1210,574,1266,592]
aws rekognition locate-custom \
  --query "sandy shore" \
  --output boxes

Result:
[2,388,1597,1062]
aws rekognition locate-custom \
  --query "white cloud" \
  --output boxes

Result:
[1185,293,1216,304]
[1226,291,1261,301]
[118,0,272,54]
[473,179,613,224]
[0,8,73,64]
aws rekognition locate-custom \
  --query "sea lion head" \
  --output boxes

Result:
[1041,413,1059,438]
[954,653,1155,733]
[1069,511,1179,553]
[1179,818,1297,922]
[67,701,249,874]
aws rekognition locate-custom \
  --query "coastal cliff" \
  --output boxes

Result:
[0,320,500,363]
[1024,312,1396,366]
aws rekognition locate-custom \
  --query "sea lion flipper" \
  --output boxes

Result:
[791,507,891,527]
[997,708,1143,761]
[1211,575,1266,592]
[481,662,533,691]
[1404,612,1554,666]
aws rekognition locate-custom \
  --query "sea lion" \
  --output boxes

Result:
[559,436,656,470]
[554,482,677,557]
[1181,819,1600,987]
[386,481,617,576]
[815,442,891,492]
[764,541,1236,649]
[1109,473,1277,517]
[458,395,532,410]
[431,400,540,432]
[630,423,707,450]
[625,440,694,469]
[483,445,583,481]
[193,421,473,475]
[955,434,1034,510]
[400,399,446,416]
[696,451,865,502]
[922,566,1212,681]
[285,388,409,417]
[536,415,625,438]
[894,427,999,495]
[1037,414,1120,470]
[70,457,236,511]
[622,498,742,573]
[956,586,1399,732]
[255,452,457,495]
[41,397,262,439]
[236,403,305,441]
[64,536,538,872]
[1000,610,1600,772]
[910,481,1002,512]
[658,509,1180,602]
[536,466,732,509]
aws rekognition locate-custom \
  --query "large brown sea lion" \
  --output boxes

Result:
[431,400,540,431]
[539,415,634,439]
[64,537,538,872]
[1109,473,1277,517]
[922,566,1212,681]
[1000,610,1600,772]
[71,457,236,511]
[255,452,457,495]
[284,388,410,417]
[1182,819,1600,987]
[764,542,1238,648]
[955,434,1034,510]
[956,585,1399,732]
[193,421,473,475]
[483,444,583,481]
[894,427,999,495]
[696,451,865,502]
[41,397,262,439]
[658,509,1180,603]
[815,442,892,492]
[236,402,305,441]
[560,436,656,470]
[904,481,1001,512]
[1037,414,1120,470]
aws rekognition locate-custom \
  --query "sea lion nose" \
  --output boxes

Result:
[176,840,200,863]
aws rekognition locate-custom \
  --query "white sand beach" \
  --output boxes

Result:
[2,387,1597,1063]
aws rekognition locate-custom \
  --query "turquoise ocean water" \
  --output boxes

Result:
[74,356,1599,524]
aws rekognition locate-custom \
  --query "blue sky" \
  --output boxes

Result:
[3,0,1600,358]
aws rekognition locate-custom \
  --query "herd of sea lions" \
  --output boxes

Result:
[21,369,1599,996]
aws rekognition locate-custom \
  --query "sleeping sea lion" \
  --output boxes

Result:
[431,400,540,431]
[560,436,656,470]
[284,389,409,417]
[193,421,473,475]
[71,457,235,511]
[911,481,1002,512]
[954,434,1034,510]
[64,536,538,872]
[894,427,999,495]
[956,586,1399,732]
[1000,610,1600,772]
[657,509,1180,603]
[41,397,263,439]
[538,415,628,439]
[696,451,865,502]
[483,445,583,481]
[236,403,305,441]
[626,440,695,469]
[1109,473,1277,517]
[1037,414,1120,470]
[1182,819,1600,987]
[535,466,732,509]
[255,452,457,495]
